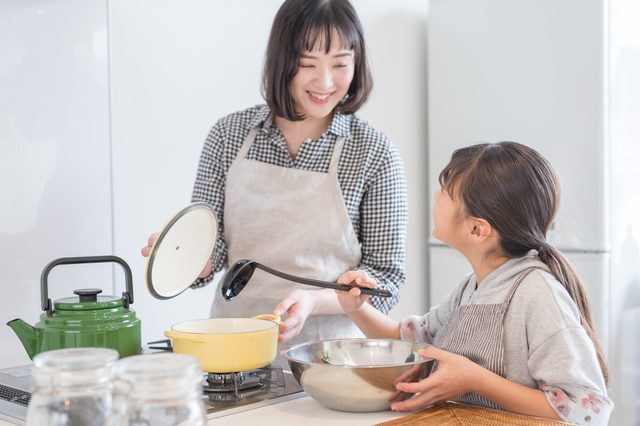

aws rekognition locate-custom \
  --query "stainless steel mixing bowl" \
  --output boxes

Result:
[281,339,435,412]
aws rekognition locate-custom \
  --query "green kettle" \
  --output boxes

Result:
[7,256,141,359]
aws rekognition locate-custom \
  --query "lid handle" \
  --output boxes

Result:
[41,256,134,315]
[73,288,103,302]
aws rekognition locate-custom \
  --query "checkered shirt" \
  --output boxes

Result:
[191,104,407,314]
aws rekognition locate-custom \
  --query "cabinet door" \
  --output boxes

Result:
[0,0,113,367]
[427,0,606,251]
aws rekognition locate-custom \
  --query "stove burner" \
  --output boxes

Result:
[204,372,263,394]
[145,339,304,416]
[202,366,286,398]
[145,340,285,397]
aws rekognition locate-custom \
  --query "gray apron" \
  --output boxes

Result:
[433,267,535,410]
[212,127,364,370]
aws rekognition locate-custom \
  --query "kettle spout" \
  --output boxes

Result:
[7,319,38,360]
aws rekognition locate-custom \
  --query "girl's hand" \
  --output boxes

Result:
[387,364,424,403]
[336,270,376,314]
[273,289,316,343]
[390,346,482,412]
[141,232,159,257]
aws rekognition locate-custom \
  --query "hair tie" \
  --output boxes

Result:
[538,242,550,253]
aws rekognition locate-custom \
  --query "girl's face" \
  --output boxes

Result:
[432,187,465,248]
[290,32,355,120]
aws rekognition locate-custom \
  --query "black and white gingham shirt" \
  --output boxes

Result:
[191,104,407,314]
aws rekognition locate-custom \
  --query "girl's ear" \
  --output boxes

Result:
[468,217,493,244]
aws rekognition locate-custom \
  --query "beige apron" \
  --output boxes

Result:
[212,127,364,369]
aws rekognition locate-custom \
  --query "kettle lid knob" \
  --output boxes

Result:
[73,288,103,303]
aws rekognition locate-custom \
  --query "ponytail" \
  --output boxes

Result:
[538,245,609,385]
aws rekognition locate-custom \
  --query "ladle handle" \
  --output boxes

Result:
[255,263,392,298]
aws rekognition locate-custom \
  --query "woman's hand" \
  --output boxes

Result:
[273,289,317,343]
[336,270,376,314]
[141,233,159,257]
[390,346,482,412]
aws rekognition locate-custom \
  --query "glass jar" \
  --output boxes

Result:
[26,347,119,426]
[106,353,206,426]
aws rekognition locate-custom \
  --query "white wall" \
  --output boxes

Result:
[0,0,114,367]
[0,0,429,365]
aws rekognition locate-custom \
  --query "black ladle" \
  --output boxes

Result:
[220,259,392,301]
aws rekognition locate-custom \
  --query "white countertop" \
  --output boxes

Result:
[206,394,412,425]
[0,355,413,426]
[0,395,412,426]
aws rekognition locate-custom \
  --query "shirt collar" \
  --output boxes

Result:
[249,105,352,139]
[249,105,273,132]
[328,110,352,138]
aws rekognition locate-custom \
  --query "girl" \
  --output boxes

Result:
[142,0,407,366]
[337,142,612,425]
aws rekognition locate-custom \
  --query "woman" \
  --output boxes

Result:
[142,0,408,363]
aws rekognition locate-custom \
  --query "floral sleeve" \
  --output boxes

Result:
[399,276,470,344]
[539,382,613,425]
[400,314,433,344]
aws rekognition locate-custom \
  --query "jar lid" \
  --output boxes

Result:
[32,347,118,388]
[145,202,218,299]
[114,353,203,400]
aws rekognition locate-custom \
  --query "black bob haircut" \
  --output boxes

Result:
[262,0,373,121]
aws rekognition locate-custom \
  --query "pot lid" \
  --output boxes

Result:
[146,202,218,299]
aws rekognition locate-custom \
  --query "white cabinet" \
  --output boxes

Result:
[0,0,113,367]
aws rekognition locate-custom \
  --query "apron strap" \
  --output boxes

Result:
[456,267,537,307]
[231,127,260,168]
[502,267,536,304]
[454,274,474,307]
[329,136,347,172]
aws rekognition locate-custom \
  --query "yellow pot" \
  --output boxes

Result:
[164,314,280,373]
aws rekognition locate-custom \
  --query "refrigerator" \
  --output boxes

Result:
[426,1,640,425]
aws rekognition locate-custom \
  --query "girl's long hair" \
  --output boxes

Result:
[439,142,609,384]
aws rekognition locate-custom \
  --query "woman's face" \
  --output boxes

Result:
[290,32,355,120]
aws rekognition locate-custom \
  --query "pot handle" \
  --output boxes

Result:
[164,330,205,343]
[41,256,134,315]
[251,314,281,324]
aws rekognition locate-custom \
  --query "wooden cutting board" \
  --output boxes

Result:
[374,402,576,426]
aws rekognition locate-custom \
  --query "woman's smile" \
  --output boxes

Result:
[307,91,334,103]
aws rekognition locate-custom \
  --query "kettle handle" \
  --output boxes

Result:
[41,256,134,315]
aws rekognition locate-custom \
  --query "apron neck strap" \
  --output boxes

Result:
[232,127,260,167]
[456,267,537,307]
[455,275,474,307]
[329,136,347,171]
[502,267,536,304]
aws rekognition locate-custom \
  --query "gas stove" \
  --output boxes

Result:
[145,339,305,420]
